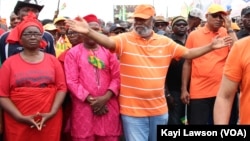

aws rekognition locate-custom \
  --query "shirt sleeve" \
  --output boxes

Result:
[53,56,67,92]
[107,52,120,96]
[109,35,123,56]
[44,32,56,56]
[64,50,90,102]
[169,39,188,60]
[223,41,243,82]
[0,32,8,64]
[185,32,193,49]
[0,60,11,97]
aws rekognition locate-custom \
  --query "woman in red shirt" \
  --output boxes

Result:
[0,12,67,141]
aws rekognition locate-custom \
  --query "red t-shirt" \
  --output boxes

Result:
[0,53,67,96]
[0,53,67,141]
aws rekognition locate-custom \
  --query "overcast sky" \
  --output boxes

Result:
[0,0,181,21]
[0,0,249,25]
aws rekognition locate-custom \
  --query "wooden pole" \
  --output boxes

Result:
[53,0,61,20]
[57,0,61,11]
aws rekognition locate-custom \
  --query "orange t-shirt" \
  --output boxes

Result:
[110,30,188,117]
[185,25,230,99]
[223,37,250,124]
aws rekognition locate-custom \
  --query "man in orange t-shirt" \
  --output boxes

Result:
[65,4,233,141]
[214,36,250,124]
[181,4,238,125]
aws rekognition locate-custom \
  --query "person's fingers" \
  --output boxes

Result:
[30,119,40,130]
[181,96,188,104]
[37,115,48,131]
[223,36,233,45]
[94,107,101,113]
[38,119,45,131]
[186,96,190,104]
[224,36,233,41]
[105,107,109,113]
[89,98,99,105]
[65,20,75,27]
[88,97,97,103]
[214,35,220,39]
[75,16,83,22]
[89,96,96,100]
[105,106,109,112]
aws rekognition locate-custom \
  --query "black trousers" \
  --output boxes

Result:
[188,95,238,125]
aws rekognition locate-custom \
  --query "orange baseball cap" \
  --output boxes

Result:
[132,4,155,19]
[207,4,227,15]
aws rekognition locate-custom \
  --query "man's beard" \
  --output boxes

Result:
[134,25,152,38]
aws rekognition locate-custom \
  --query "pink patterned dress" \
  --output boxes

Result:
[64,43,122,139]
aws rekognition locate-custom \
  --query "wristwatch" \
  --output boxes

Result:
[227,29,234,34]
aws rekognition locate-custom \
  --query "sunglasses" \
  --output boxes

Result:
[155,22,168,27]
[210,13,224,19]
[175,23,188,27]
[112,30,125,34]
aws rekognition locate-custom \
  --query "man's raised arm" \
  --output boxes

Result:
[65,17,116,51]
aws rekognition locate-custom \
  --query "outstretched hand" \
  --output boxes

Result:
[65,16,90,34]
[211,35,233,49]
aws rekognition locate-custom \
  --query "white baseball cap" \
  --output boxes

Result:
[189,8,203,20]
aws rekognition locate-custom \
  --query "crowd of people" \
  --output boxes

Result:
[0,0,249,141]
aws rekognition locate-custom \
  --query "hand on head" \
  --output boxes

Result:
[222,15,232,29]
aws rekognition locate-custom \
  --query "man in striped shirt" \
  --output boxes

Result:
[65,4,233,141]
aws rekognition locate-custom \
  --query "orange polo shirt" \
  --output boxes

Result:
[224,37,250,124]
[110,30,188,117]
[185,25,230,99]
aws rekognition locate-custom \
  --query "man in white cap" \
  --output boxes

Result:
[187,7,203,33]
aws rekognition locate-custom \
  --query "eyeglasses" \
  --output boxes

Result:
[20,7,39,13]
[210,13,223,19]
[175,23,188,27]
[155,22,168,27]
[10,17,20,22]
[22,33,42,38]
[112,30,125,35]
